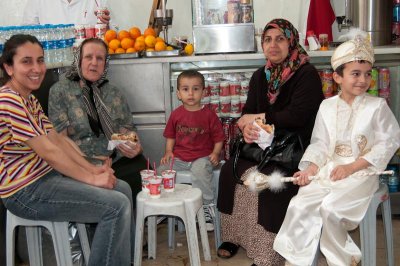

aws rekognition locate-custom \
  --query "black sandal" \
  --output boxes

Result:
[217,242,239,259]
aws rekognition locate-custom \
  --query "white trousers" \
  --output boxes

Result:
[273,161,378,266]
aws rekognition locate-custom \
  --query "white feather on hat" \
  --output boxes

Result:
[331,28,375,71]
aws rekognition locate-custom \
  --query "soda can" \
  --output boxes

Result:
[378,67,390,89]
[96,7,108,24]
[84,24,95,38]
[219,81,230,97]
[209,82,220,100]
[392,22,400,44]
[240,80,249,96]
[229,81,241,97]
[369,68,378,91]
[204,81,210,97]
[230,98,241,118]
[322,69,334,98]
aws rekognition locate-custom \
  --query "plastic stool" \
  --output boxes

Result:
[6,210,90,266]
[134,184,211,266]
[167,167,222,251]
[311,183,394,266]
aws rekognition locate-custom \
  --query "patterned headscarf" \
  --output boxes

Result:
[262,18,309,104]
[66,38,114,140]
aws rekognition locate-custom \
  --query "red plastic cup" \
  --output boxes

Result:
[140,170,154,193]
[149,177,162,198]
[162,170,176,192]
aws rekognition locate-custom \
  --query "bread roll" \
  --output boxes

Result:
[111,132,138,143]
[254,118,274,134]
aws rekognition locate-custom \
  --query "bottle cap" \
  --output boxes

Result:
[306,30,315,37]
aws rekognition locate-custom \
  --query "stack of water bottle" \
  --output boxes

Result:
[0,24,76,68]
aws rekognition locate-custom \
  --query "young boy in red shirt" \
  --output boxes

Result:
[159,70,224,231]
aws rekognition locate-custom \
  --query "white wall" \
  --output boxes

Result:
[0,0,345,42]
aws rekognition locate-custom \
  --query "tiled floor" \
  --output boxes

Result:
[141,215,400,266]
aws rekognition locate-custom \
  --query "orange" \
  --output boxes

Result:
[144,35,156,48]
[120,37,135,49]
[126,47,137,53]
[166,46,173,51]
[154,41,166,51]
[143,27,156,37]
[184,43,194,55]
[115,48,126,54]
[129,27,141,40]
[155,37,164,43]
[117,30,130,41]
[134,40,145,51]
[146,48,155,52]
[136,35,145,43]
[104,29,117,42]
[108,39,121,50]
[108,48,115,54]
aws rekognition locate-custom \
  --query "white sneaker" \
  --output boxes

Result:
[203,204,215,232]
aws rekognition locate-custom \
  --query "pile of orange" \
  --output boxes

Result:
[105,27,173,54]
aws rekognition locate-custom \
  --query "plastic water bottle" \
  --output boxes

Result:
[387,165,399,193]
[64,24,75,65]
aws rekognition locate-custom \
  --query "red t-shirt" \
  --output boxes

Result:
[164,105,225,162]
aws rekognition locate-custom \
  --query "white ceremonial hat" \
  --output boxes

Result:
[331,31,375,71]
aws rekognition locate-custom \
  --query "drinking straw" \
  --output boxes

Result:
[147,157,150,171]
[169,155,174,172]
[153,162,157,176]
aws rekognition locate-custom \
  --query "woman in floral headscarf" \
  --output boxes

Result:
[216,19,324,265]
[48,38,147,207]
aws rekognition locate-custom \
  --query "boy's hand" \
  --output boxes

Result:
[330,164,353,181]
[161,151,174,165]
[208,152,220,166]
[293,170,312,186]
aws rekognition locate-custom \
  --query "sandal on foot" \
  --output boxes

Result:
[217,242,239,259]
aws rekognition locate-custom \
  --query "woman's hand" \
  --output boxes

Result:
[237,113,265,131]
[242,123,260,143]
[117,141,142,159]
[161,151,174,165]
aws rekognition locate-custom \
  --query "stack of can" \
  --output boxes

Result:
[378,67,391,105]
[202,77,250,118]
[220,118,240,161]
[94,6,108,39]
[393,0,400,44]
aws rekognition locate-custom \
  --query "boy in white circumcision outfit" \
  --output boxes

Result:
[273,32,400,266]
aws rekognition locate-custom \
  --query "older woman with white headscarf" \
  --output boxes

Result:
[273,32,400,266]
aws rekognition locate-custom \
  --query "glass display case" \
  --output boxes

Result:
[191,0,256,54]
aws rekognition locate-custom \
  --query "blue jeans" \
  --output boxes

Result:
[2,171,133,266]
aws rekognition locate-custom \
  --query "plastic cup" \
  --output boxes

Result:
[140,170,154,193]
[162,170,176,192]
[148,177,162,199]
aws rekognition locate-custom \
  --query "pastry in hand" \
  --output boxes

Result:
[255,118,274,134]
[111,132,138,143]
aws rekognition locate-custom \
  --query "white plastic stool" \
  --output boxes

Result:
[6,210,90,266]
[311,183,394,266]
[168,168,222,251]
[134,184,211,266]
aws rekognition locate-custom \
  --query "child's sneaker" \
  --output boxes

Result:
[203,204,215,232]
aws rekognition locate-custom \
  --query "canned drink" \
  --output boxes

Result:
[209,100,220,115]
[96,7,108,24]
[74,24,86,39]
[209,82,220,100]
[240,4,253,23]
[84,24,95,38]
[378,67,390,88]
[367,68,378,96]
[204,81,210,97]
[322,69,334,98]
[219,81,230,97]
[240,80,249,96]
[227,1,240,23]
[95,23,107,39]
[222,118,232,142]
[230,98,241,118]
[219,96,231,117]
[229,81,241,96]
